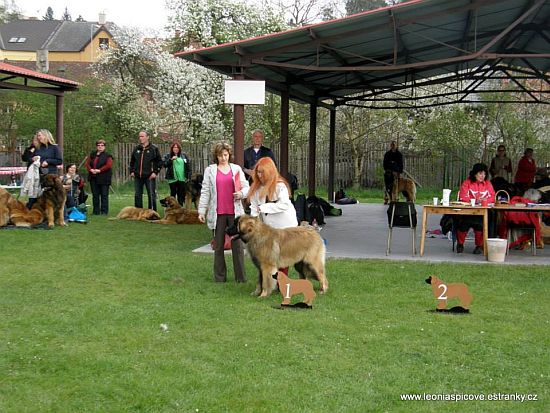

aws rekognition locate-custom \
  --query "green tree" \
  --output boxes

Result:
[43,6,54,20]
[166,0,285,51]
[345,0,388,15]
[61,7,71,21]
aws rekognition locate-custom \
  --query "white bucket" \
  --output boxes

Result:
[487,238,507,262]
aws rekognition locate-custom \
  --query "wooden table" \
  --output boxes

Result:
[420,204,490,257]
[420,203,550,258]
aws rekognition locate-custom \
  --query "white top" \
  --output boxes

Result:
[249,182,298,228]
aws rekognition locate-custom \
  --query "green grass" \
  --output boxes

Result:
[1,191,548,412]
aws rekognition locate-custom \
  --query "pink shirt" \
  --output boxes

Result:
[216,168,235,214]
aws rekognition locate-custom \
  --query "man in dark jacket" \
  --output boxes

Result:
[383,140,404,204]
[243,129,275,181]
[129,130,162,211]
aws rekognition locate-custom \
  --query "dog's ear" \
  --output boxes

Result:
[425,276,432,284]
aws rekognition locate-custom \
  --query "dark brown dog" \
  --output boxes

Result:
[228,215,328,297]
[273,271,316,306]
[425,275,472,310]
[184,173,203,209]
[154,196,201,224]
[109,207,160,222]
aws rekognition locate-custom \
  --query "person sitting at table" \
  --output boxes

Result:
[455,163,496,254]
[497,188,544,250]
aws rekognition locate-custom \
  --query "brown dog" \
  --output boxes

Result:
[391,174,416,202]
[273,271,316,306]
[109,207,160,222]
[1,174,66,228]
[425,276,472,310]
[184,173,203,210]
[228,215,328,297]
[153,196,201,224]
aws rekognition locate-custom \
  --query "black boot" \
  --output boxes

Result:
[456,244,464,253]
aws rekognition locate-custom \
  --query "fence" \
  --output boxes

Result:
[110,142,477,190]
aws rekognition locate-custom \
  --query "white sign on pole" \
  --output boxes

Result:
[224,80,265,105]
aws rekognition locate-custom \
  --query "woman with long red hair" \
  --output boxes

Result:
[247,157,298,279]
[248,157,298,226]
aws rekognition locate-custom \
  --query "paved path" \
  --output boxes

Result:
[194,203,550,265]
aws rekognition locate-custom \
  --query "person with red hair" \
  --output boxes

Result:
[247,157,298,280]
[247,157,298,230]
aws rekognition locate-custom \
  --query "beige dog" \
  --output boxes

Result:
[229,215,328,297]
[109,207,160,222]
[152,196,201,224]
[425,276,472,310]
[273,271,316,306]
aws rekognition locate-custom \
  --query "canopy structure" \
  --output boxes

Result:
[0,61,80,154]
[176,0,550,195]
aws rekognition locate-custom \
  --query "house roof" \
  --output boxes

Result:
[176,0,550,109]
[0,61,79,95]
[0,20,114,53]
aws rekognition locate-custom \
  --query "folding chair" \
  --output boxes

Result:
[386,201,417,255]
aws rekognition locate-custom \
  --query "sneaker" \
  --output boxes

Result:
[473,246,483,254]
[456,244,464,253]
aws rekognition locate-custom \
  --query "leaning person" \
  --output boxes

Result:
[247,157,297,275]
[455,163,495,254]
[86,139,113,215]
[198,142,249,283]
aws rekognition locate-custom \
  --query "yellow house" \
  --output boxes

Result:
[0,19,116,67]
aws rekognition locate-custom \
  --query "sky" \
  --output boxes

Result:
[15,0,170,34]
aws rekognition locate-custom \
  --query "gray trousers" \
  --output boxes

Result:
[213,214,246,282]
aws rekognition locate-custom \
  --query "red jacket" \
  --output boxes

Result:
[458,179,495,203]
[514,156,536,184]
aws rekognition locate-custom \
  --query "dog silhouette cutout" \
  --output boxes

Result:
[425,275,472,311]
[273,271,316,307]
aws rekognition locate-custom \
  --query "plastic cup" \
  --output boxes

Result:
[433,197,438,206]
[481,199,488,207]
[470,199,476,207]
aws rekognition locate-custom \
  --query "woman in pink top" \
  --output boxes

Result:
[198,142,249,283]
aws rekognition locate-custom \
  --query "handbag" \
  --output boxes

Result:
[210,233,232,250]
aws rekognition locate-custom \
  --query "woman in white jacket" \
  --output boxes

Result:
[198,142,249,283]
[247,157,298,277]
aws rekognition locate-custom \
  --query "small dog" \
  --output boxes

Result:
[425,275,472,310]
[273,271,316,307]
[109,207,160,222]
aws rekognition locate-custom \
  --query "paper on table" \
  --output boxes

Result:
[234,170,242,192]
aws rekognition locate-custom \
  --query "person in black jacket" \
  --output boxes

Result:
[163,142,191,206]
[383,140,404,203]
[86,139,113,215]
[243,129,275,181]
[129,131,162,211]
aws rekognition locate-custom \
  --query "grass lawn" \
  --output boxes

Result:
[1,189,548,412]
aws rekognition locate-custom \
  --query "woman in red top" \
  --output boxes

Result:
[514,148,536,193]
[456,163,495,254]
